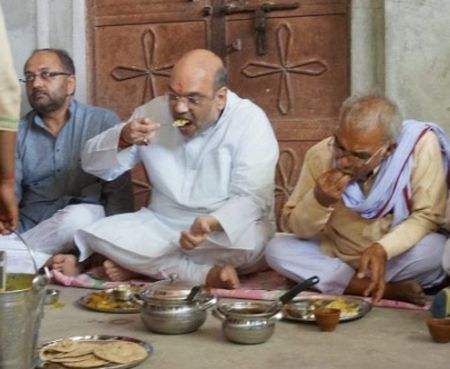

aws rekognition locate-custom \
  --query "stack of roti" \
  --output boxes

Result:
[39,338,148,368]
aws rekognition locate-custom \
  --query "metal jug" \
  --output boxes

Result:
[0,234,49,369]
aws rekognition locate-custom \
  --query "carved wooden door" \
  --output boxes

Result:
[86,0,350,230]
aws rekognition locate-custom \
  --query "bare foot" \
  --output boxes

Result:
[47,254,83,276]
[102,260,141,282]
[205,265,240,289]
[383,280,427,306]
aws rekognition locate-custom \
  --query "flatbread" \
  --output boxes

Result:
[39,341,98,361]
[59,357,110,368]
[93,341,148,364]
[49,354,97,363]
[45,338,79,352]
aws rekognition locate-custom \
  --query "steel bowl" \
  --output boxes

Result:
[44,288,60,305]
[212,300,282,344]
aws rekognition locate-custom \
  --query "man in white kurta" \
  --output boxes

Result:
[57,49,279,288]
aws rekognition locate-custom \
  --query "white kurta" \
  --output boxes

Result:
[77,91,279,282]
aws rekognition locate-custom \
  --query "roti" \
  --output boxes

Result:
[49,354,97,363]
[59,357,110,368]
[39,341,98,361]
[93,341,148,364]
[45,338,79,352]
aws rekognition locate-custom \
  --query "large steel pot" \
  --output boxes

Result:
[0,239,49,369]
[135,275,217,334]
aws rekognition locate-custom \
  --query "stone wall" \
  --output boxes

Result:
[0,0,86,113]
[2,0,450,131]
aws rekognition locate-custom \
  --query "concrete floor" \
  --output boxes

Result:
[38,286,450,369]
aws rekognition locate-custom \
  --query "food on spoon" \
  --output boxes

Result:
[172,118,190,127]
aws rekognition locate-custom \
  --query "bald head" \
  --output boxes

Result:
[171,49,227,92]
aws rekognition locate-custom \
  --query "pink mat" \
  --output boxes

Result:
[50,269,430,311]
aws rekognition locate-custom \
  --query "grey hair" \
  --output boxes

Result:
[213,66,228,91]
[339,95,402,140]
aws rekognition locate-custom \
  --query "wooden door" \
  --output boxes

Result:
[86,0,350,230]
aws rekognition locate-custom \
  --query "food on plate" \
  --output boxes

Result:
[172,118,190,127]
[82,286,141,311]
[282,295,367,322]
[325,297,360,316]
[93,341,148,364]
[56,357,109,368]
[38,338,148,368]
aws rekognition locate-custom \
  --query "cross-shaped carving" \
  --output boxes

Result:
[111,28,173,104]
[242,23,328,115]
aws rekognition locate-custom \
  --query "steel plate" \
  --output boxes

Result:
[35,335,153,369]
[282,294,372,322]
[77,289,141,314]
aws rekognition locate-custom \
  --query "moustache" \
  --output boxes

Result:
[30,89,48,100]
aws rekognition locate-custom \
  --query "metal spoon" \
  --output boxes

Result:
[186,285,203,302]
[9,229,51,281]
[278,275,320,305]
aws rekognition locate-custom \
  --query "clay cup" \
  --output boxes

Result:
[314,308,340,332]
[426,318,450,343]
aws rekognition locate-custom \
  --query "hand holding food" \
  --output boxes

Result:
[119,117,160,147]
[314,168,352,207]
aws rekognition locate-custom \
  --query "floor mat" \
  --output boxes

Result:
[50,269,430,311]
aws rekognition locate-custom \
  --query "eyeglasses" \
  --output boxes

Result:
[166,91,214,108]
[19,71,72,84]
[328,136,387,165]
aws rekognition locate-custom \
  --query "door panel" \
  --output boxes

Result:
[86,0,350,230]
[94,23,207,119]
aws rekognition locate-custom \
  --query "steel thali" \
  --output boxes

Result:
[282,294,372,322]
[78,287,142,314]
[35,335,153,369]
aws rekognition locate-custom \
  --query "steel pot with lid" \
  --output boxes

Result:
[134,274,217,334]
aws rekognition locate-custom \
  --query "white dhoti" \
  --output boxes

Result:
[0,204,105,272]
[75,208,268,283]
[265,232,447,294]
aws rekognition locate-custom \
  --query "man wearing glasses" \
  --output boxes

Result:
[49,49,279,289]
[0,48,133,272]
[266,95,450,306]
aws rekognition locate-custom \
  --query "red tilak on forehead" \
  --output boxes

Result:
[175,83,183,93]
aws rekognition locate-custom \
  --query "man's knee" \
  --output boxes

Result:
[56,204,105,232]
[443,238,450,275]
[413,233,446,268]
[265,235,286,267]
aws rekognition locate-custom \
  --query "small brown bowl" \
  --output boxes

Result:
[314,308,340,332]
[426,318,450,343]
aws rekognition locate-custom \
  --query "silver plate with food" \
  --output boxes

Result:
[282,294,372,322]
[35,335,153,369]
[78,287,142,314]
